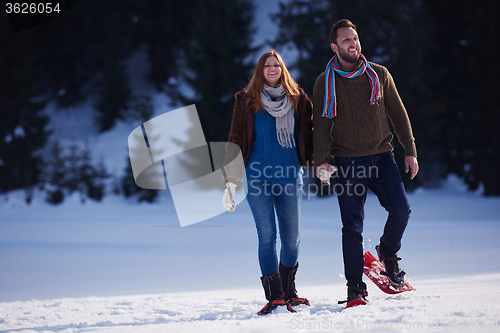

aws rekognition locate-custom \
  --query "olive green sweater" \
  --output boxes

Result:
[312,61,417,166]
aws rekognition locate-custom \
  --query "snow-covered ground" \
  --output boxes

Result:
[1,176,500,332]
[3,1,500,331]
[2,273,500,333]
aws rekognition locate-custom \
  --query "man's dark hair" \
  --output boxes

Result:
[329,19,357,44]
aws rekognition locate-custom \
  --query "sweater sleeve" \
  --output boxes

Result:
[382,67,418,157]
[223,91,246,183]
[300,91,314,165]
[312,72,333,166]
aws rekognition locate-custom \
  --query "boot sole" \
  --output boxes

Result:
[345,299,367,308]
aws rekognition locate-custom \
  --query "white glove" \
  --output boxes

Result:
[318,164,338,185]
[223,182,237,212]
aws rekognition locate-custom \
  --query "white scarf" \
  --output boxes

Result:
[260,84,295,148]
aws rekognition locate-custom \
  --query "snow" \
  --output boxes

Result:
[13,125,25,139]
[2,1,500,331]
[1,175,500,332]
[1,274,500,333]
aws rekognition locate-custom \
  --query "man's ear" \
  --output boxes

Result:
[330,43,338,53]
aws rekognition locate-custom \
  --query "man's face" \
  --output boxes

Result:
[331,27,361,64]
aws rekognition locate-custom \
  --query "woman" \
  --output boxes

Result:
[222,50,313,315]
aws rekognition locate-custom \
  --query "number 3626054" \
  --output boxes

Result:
[6,2,61,14]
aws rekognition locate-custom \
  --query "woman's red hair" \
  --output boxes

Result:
[244,50,300,112]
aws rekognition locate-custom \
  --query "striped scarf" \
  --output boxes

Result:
[322,54,382,119]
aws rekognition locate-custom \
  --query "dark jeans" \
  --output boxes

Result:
[246,179,302,277]
[334,152,410,287]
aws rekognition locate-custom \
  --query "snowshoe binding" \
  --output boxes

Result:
[376,244,406,290]
[258,299,295,315]
[339,284,368,308]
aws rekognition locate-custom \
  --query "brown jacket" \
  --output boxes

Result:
[224,88,314,183]
[312,62,417,166]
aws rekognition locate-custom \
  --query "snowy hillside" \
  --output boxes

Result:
[1,177,500,332]
[2,1,500,331]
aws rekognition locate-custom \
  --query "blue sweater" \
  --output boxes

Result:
[245,110,303,184]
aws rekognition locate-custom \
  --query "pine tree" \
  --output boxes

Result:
[176,0,257,142]
[141,0,196,90]
[122,127,158,202]
[417,0,500,195]
[79,147,108,202]
[66,143,81,194]
[123,95,154,123]
[45,141,67,204]
[121,159,158,202]
[94,58,132,132]
[271,0,334,98]
[0,0,144,193]
[0,19,50,193]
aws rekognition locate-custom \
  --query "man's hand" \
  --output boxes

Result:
[405,156,419,180]
[316,163,337,185]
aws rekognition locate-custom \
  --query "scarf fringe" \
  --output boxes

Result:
[261,84,296,148]
[277,129,296,149]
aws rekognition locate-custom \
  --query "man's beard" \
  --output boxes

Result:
[337,47,360,65]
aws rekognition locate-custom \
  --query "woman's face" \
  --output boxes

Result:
[263,56,281,87]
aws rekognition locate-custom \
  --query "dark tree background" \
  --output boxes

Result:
[272,0,500,195]
[0,0,256,199]
[174,0,257,142]
[1,0,499,198]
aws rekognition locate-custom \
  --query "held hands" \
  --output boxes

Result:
[316,163,338,185]
[405,156,419,180]
[222,182,237,212]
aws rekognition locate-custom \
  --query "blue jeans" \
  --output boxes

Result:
[246,179,302,276]
[334,152,410,287]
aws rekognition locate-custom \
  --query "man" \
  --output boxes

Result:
[312,19,419,306]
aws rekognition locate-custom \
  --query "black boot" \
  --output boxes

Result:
[258,272,294,315]
[279,262,310,306]
[339,282,368,308]
[376,244,406,289]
